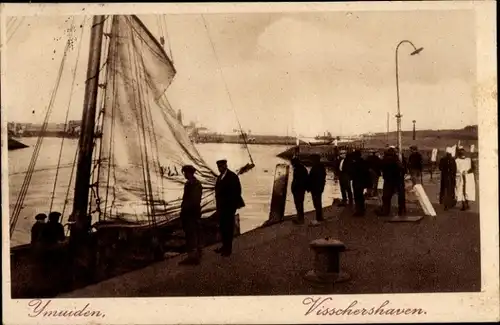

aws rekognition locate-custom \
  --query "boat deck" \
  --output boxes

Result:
[60,180,480,297]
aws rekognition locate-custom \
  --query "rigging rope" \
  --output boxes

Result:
[6,17,24,43]
[156,15,173,63]
[201,15,254,165]
[91,15,111,220]
[10,39,72,236]
[49,16,84,213]
[103,17,118,219]
[129,21,157,224]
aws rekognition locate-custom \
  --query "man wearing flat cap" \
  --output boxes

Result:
[179,164,203,265]
[214,159,245,256]
[31,213,47,245]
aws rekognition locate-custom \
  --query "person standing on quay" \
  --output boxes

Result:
[335,150,353,207]
[214,159,245,256]
[376,147,406,217]
[455,147,475,211]
[179,165,203,265]
[291,157,309,225]
[438,147,457,210]
[31,213,47,246]
[308,154,326,225]
[366,150,382,197]
[350,150,371,216]
[408,145,423,185]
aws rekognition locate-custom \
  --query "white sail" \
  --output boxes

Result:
[94,16,218,226]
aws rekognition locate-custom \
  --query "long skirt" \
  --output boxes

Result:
[455,173,476,202]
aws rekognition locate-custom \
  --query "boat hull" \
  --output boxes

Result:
[7,136,28,151]
[10,212,241,298]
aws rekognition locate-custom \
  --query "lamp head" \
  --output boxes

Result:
[411,47,423,55]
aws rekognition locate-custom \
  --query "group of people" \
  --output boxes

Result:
[30,211,66,247]
[178,159,244,266]
[290,144,474,223]
[31,146,473,268]
[290,146,409,221]
[438,146,475,211]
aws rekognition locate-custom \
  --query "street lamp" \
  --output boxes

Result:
[395,40,423,161]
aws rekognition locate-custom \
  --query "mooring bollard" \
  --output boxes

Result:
[304,238,350,285]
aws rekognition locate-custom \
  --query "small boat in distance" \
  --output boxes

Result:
[7,135,28,151]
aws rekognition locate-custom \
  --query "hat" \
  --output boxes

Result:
[445,147,453,154]
[339,150,347,154]
[410,145,418,150]
[181,165,196,173]
[35,213,47,221]
[48,211,62,220]
[216,159,227,165]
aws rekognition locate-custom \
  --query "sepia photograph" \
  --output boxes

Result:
[1,2,498,324]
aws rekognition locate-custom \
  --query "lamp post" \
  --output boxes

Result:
[412,120,416,140]
[395,40,423,161]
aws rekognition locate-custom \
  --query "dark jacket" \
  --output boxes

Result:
[350,157,372,188]
[381,154,405,185]
[42,221,65,245]
[215,169,245,212]
[291,163,309,194]
[308,162,326,194]
[366,154,382,176]
[31,222,46,244]
[408,152,423,171]
[181,178,203,219]
[334,156,353,178]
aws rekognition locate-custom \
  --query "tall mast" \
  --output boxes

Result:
[70,15,106,236]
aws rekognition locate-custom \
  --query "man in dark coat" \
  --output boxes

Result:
[349,150,371,216]
[291,157,309,224]
[308,154,326,225]
[42,211,65,245]
[408,145,423,185]
[31,213,47,245]
[334,150,353,206]
[376,147,407,216]
[366,150,382,197]
[179,165,203,265]
[438,148,457,210]
[214,159,245,256]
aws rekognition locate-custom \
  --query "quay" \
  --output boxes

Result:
[61,175,480,297]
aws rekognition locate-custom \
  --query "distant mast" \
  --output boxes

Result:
[386,112,390,146]
[70,15,106,237]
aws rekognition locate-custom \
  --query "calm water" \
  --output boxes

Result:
[8,138,341,247]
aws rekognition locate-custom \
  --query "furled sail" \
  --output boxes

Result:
[93,16,218,226]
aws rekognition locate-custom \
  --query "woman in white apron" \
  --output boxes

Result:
[455,147,476,211]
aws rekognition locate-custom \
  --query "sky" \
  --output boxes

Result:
[4,10,479,137]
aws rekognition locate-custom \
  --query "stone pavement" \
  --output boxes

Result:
[61,178,480,297]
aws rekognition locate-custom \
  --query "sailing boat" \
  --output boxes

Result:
[9,15,254,298]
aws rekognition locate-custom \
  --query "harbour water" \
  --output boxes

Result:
[8,138,341,247]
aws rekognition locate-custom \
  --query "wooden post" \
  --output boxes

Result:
[267,164,290,224]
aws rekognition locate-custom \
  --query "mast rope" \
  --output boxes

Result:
[6,17,25,44]
[49,16,84,214]
[10,39,72,236]
[90,16,111,220]
[201,15,254,165]
[129,21,157,225]
[102,17,119,220]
